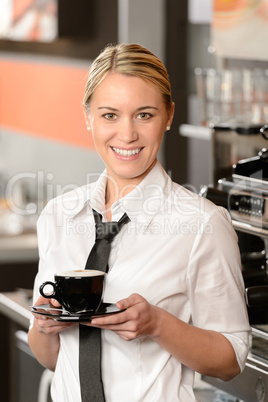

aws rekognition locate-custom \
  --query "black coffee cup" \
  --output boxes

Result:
[39,270,105,313]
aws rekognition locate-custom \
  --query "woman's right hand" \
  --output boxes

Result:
[29,295,75,371]
[32,295,75,335]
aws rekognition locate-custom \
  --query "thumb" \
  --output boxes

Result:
[50,299,62,307]
[116,293,145,310]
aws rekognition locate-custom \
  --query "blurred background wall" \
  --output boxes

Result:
[0,0,186,212]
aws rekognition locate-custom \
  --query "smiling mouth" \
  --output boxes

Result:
[112,147,143,156]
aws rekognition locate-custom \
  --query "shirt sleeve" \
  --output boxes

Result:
[187,205,251,372]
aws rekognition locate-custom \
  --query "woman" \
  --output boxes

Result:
[28,43,250,402]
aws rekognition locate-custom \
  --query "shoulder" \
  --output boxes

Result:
[170,181,231,223]
[37,182,96,225]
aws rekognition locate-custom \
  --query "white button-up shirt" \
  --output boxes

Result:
[32,161,250,402]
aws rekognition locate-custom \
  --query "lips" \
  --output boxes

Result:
[112,147,142,156]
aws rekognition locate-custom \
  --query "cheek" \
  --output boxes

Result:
[150,130,164,146]
[92,119,116,134]
[90,131,103,154]
[91,126,111,145]
[141,122,164,138]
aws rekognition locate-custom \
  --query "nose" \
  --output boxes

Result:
[117,118,138,143]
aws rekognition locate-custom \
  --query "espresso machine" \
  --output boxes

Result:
[203,125,268,314]
[201,125,268,401]
[193,67,268,400]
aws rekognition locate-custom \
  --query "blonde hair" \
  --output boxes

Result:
[83,43,173,113]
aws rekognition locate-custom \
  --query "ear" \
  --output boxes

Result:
[82,103,91,131]
[166,102,175,129]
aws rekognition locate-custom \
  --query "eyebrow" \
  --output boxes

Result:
[97,106,159,111]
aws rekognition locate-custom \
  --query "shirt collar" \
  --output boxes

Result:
[67,170,107,219]
[71,161,172,227]
[118,161,172,227]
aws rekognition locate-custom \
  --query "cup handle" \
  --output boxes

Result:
[39,281,57,300]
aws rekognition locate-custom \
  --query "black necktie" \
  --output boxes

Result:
[79,210,130,402]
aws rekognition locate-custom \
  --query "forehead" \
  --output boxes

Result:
[90,72,164,107]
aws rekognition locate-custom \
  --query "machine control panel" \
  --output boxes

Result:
[229,191,266,226]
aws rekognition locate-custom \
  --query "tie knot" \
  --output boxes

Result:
[95,222,122,242]
[93,210,130,243]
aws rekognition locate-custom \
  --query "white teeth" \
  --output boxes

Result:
[112,147,141,156]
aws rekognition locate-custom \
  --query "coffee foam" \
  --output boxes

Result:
[57,270,105,277]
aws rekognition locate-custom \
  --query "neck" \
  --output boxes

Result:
[105,181,133,222]
[104,159,158,216]
[105,178,137,209]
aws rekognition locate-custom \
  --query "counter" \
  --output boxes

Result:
[0,290,53,402]
[0,232,38,263]
[0,289,32,329]
[0,230,39,402]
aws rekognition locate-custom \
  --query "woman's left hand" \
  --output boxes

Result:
[87,293,241,381]
[88,293,161,341]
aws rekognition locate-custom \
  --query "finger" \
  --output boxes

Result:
[91,309,129,326]
[114,332,138,341]
[34,294,62,308]
[50,299,62,307]
[34,294,51,306]
[33,312,70,327]
[91,299,145,327]
[32,312,48,321]
[113,326,144,341]
[91,315,140,334]
[35,316,74,333]
[116,293,145,310]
